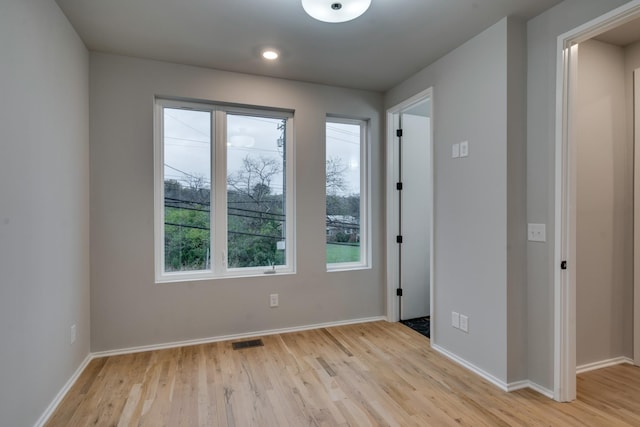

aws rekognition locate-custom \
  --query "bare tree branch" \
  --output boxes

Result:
[326,156,348,195]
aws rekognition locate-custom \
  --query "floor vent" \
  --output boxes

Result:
[232,339,264,350]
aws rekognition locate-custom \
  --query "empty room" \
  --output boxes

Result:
[3,0,640,425]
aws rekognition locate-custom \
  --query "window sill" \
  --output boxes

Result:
[156,269,296,284]
[327,264,371,273]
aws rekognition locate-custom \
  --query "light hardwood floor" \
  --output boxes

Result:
[46,321,640,426]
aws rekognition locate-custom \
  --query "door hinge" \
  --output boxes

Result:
[396,129,403,138]
[561,260,567,270]
[396,182,403,191]
[396,288,403,297]
[396,235,403,244]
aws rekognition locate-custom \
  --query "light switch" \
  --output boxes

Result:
[452,311,460,329]
[460,315,469,333]
[460,141,469,158]
[452,143,460,158]
[528,223,546,242]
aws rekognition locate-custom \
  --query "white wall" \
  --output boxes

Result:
[525,0,630,390]
[385,18,526,384]
[506,17,529,383]
[89,53,384,352]
[0,0,90,425]
[575,39,633,366]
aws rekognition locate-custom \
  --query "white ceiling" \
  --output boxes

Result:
[55,0,564,92]
[594,17,640,47]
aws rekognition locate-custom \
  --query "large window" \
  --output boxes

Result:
[326,117,370,270]
[155,99,294,281]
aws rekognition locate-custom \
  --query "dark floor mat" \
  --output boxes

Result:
[401,316,430,338]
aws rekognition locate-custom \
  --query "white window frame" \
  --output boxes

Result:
[325,116,371,271]
[154,98,295,282]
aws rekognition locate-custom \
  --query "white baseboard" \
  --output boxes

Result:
[34,353,93,427]
[432,344,510,391]
[507,380,554,399]
[37,316,385,426]
[506,380,529,392]
[576,356,634,374]
[92,316,386,358]
[432,344,555,399]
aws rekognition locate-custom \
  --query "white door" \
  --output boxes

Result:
[399,111,431,320]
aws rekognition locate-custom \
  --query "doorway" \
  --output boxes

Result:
[386,89,434,338]
[555,0,640,402]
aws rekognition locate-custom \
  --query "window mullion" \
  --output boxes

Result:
[213,110,228,274]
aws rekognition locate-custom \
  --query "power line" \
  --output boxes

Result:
[165,136,209,144]
[165,222,284,240]
[164,164,210,183]
[165,111,210,138]
[227,146,283,154]
[327,135,360,145]
[327,125,359,136]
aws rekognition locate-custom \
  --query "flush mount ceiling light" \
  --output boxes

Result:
[302,0,372,23]
[261,49,279,60]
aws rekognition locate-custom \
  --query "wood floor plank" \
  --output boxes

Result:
[46,321,640,426]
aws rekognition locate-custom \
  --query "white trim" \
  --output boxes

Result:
[433,344,555,398]
[154,98,296,282]
[385,88,434,338]
[527,382,555,399]
[576,357,634,374]
[506,381,555,399]
[506,380,530,392]
[385,111,398,322]
[91,316,387,358]
[325,116,371,271]
[554,0,640,403]
[432,344,509,391]
[35,316,385,426]
[33,354,92,427]
[635,68,640,367]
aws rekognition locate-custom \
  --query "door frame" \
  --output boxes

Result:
[385,88,434,334]
[554,0,640,402]
[635,68,640,367]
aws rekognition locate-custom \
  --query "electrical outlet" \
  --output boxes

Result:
[460,315,469,333]
[452,312,460,329]
[528,223,546,242]
[270,293,279,308]
[70,324,77,344]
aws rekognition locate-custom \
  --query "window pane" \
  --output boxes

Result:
[226,114,287,269]
[326,122,361,264]
[163,108,211,272]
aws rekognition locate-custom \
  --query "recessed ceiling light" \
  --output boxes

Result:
[302,0,372,23]
[262,49,279,60]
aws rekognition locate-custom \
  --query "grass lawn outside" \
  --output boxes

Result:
[326,243,360,264]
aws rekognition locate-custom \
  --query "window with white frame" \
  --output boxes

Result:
[155,99,294,281]
[325,117,370,270]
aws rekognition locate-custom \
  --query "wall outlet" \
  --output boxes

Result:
[460,315,469,333]
[452,311,460,329]
[270,293,279,308]
[528,223,546,242]
[70,324,77,344]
